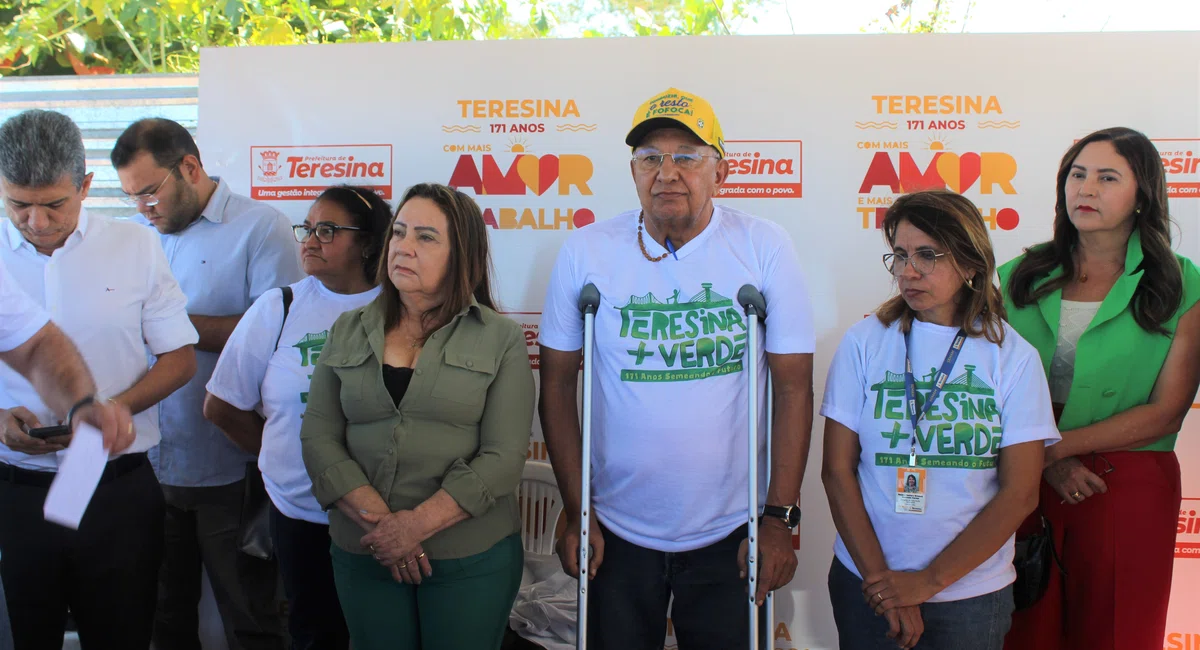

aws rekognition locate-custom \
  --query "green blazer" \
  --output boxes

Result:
[300,296,535,559]
[998,229,1200,452]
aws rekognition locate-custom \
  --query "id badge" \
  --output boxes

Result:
[895,467,927,515]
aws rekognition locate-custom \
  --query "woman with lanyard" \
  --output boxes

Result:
[821,189,1060,650]
[204,185,391,650]
[1001,128,1200,650]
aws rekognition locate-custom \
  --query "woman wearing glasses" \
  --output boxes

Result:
[1001,128,1200,650]
[203,185,391,650]
[821,190,1059,650]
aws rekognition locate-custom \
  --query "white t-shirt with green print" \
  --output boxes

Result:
[540,205,816,552]
[821,315,1059,602]
[208,276,380,524]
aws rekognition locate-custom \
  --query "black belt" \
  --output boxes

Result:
[0,452,149,489]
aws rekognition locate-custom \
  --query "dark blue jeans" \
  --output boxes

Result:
[828,557,1013,650]
[587,522,758,650]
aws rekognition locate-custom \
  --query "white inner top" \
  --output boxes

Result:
[1048,299,1103,404]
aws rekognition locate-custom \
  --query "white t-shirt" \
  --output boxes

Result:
[539,205,815,552]
[820,316,1060,602]
[207,276,380,524]
[0,257,49,353]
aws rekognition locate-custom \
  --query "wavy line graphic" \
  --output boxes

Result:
[441,125,481,133]
[557,124,598,132]
[977,121,1020,129]
[855,121,899,129]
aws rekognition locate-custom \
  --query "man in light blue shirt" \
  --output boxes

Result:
[114,118,301,650]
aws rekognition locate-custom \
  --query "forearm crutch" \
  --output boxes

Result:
[738,284,773,650]
[576,283,600,650]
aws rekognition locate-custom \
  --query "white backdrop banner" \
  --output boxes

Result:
[199,33,1200,650]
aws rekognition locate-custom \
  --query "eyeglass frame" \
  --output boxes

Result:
[631,151,722,172]
[292,222,364,244]
[119,164,179,208]
[882,250,948,277]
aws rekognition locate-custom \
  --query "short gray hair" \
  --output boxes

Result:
[0,110,87,189]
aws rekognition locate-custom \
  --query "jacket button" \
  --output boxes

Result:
[466,360,474,368]
[1102,389,1116,398]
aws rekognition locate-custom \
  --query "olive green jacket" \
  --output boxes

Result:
[300,296,535,558]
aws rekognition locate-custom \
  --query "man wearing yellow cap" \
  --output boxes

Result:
[538,88,816,648]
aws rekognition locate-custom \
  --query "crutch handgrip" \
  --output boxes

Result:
[737,284,767,319]
[578,283,600,314]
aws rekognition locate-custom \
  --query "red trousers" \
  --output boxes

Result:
[1005,451,1181,650]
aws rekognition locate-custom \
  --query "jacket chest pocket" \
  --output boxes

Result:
[324,349,393,424]
[430,351,497,412]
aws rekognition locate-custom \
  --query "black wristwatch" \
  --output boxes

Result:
[65,395,96,431]
[761,504,801,529]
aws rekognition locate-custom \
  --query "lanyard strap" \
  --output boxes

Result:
[903,327,967,466]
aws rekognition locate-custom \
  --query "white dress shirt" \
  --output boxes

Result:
[0,209,199,471]
[0,257,49,352]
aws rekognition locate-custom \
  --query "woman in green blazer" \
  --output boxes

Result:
[300,183,535,650]
[999,128,1200,650]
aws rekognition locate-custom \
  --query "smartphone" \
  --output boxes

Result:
[26,424,69,439]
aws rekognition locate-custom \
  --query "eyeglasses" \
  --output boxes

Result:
[292,222,363,244]
[882,250,947,277]
[632,152,721,173]
[119,166,177,208]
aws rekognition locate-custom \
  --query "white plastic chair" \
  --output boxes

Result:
[518,460,564,557]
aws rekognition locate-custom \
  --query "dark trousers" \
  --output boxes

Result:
[0,454,164,650]
[154,479,285,650]
[269,503,348,650]
[829,557,1013,650]
[587,522,755,650]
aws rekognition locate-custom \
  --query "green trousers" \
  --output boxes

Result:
[331,533,523,650]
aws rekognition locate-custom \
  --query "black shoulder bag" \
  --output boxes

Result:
[238,286,293,560]
[1012,510,1066,610]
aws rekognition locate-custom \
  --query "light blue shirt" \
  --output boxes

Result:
[140,177,303,487]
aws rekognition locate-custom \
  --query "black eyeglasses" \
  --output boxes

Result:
[292,223,363,244]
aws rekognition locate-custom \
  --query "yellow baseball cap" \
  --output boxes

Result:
[625,87,725,158]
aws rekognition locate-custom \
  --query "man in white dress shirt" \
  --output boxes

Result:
[0,109,199,650]
[113,118,298,650]
[0,257,140,650]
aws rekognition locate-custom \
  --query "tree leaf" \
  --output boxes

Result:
[249,15,298,45]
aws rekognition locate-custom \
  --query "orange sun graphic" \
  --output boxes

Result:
[507,137,531,153]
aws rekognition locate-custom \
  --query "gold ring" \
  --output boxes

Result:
[127,423,134,435]
[874,593,883,604]
[417,552,426,559]
[401,560,410,567]
[1071,491,1083,499]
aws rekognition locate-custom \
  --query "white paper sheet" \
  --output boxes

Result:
[42,423,109,529]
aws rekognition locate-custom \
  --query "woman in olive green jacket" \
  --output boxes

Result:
[300,183,535,650]
[1000,128,1200,650]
